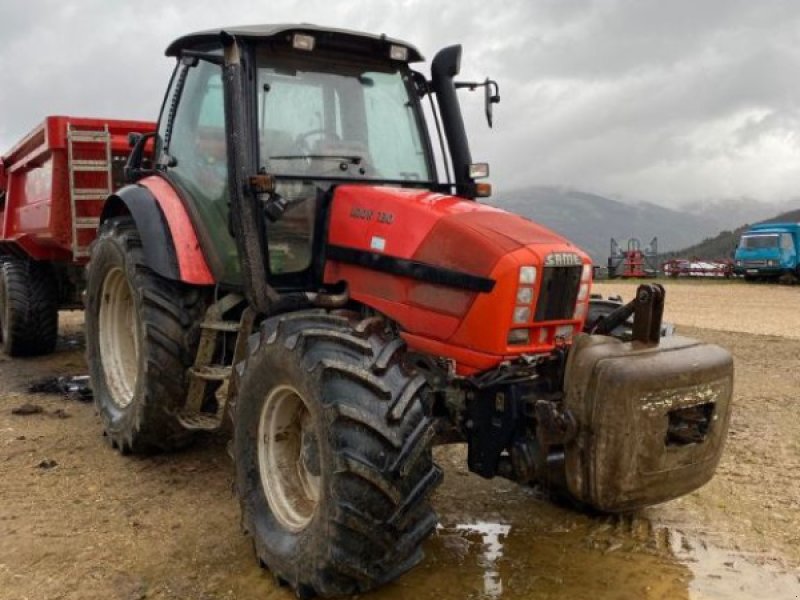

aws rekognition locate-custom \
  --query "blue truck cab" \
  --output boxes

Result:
[734,222,800,279]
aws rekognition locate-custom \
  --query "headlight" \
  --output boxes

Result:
[577,283,589,302]
[519,266,537,284]
[573,302,587,320]
[516,287,533,304]
[581,264,592,281]
[513,306,531,324]
[507,328,530,345]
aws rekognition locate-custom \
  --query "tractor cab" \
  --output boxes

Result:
[128,25,497,301]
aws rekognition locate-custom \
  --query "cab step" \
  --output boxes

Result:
[189,365,232,381]
[177,293,250,433]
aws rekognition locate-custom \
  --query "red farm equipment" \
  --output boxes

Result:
[662,258,734,278]
[0,25,734,597]
[0,116,154,354]
[607,237,659,278]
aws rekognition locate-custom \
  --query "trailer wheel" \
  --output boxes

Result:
[235,311,442,598]
[85,216,208,452]
[0,256,58,357]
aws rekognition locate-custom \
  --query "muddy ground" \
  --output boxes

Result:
[1,280,799,600]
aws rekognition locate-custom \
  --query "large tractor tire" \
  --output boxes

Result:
[234,310,442,598]
[85,216,208,453]
[0,256,58,357]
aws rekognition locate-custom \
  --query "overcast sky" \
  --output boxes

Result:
[2,0,800,207]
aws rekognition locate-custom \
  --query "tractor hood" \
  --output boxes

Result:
[324,185,592,368]
[325,185,582,280]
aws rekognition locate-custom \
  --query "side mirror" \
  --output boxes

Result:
[128,132,143,148]
[454,78,501,128]
[124,131,157,183]
[484,78,500,128]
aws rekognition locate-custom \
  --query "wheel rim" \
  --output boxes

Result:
[98,267,140,409]
[258,384,321,532]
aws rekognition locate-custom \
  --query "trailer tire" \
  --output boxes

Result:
[234,311,442,598]
[85,216,208,453]
[0,256,58,357]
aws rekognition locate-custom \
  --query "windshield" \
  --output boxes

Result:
[739,234,779,250]
[256,53,432,182]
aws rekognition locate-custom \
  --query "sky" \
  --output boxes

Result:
[1,0,800,207]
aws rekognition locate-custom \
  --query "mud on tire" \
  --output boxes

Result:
[235,310,442,598]
[0,256,58,357]
[85,216,208,453]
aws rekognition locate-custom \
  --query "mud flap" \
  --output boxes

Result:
[563,334,733,512]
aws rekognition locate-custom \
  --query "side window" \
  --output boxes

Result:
[167,60,228,214]
[781,233,795,251]
[258,72,329,275]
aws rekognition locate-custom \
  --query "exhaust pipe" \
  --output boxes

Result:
[431,45,474,198]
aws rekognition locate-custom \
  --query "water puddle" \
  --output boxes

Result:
[371,509,799,600]
[447,522,511,598]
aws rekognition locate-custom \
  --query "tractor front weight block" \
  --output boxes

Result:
[562,333,733,512]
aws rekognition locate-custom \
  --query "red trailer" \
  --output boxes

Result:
[0,116,155,355]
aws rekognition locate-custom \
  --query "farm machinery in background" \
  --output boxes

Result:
[607,237,659,278]
[605,237,733,279]
[663,258,734,278]
[0,24,734,597]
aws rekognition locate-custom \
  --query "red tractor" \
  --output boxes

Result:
[1,25,733,598]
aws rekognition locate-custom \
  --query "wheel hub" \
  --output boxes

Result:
[300,426,321,477]
[257,385,321,532]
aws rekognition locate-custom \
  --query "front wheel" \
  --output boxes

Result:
[235,311,442,598]
[85,216,208,452]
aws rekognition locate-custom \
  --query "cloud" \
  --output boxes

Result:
[2,0,800,206]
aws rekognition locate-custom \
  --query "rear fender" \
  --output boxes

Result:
[100,176,214,285]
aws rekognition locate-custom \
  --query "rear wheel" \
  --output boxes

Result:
[85,216,208,452]
[0,256,58,357]
[235,310,442,598]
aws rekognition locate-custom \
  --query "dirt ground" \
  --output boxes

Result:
[1,280,799,600]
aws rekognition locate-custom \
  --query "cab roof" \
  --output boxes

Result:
[165,23,424,62]
[747,222,800,232]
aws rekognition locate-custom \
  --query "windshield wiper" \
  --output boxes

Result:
[269,154,363,164]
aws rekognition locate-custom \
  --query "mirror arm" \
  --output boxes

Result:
[124,131,158,183]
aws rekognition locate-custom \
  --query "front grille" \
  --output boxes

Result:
[743,260,767,267]
[534,266,582,321]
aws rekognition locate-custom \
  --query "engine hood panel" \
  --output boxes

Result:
[325,185,580,276]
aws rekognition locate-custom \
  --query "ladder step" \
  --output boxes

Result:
[200,320,241,333]
[177,412,223,431]
[74,249,90,258]
[190,365,232,382]
[71,159,110,172]
[75,217,100,229]
[68,132,110,143]
[73,188,110,199]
